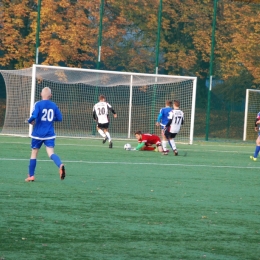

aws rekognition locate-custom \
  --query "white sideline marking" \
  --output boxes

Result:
[0,158,259,169]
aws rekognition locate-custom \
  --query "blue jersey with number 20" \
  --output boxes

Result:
[28,100,62,140]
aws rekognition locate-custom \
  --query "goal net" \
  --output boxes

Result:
[243,89,260,141]
[0,64,197,144]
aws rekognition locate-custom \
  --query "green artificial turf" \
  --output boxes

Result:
[0,136,259,260]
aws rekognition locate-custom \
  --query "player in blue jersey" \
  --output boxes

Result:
[25,87,65,182]
[250,112,260,161]
[156,100,172,151]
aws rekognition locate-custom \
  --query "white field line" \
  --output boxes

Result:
[0,141,253,154]
[0,158,259,169]
[0,140,254,148]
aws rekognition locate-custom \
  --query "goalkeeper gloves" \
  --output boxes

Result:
[127,148,137,151]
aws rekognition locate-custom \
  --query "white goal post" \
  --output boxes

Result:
[243,88,260,141]
[0,64,197,144]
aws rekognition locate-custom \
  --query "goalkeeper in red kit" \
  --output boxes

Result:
[132,130,169,155]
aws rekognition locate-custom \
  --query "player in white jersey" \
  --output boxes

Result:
[164,100,184,156]
[93,95,117,148]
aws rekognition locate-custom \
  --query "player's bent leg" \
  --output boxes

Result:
[99,124,110,144]
[158,143,169,153]
[253,146,260,159]
[156,144,168,155]
[50,154,65,180]
[102,129,108,144]
[30,148,39,158]
[162,141,168,151]
[167,139,178,156]
[26,148,39,182]
[169,139,178,156]
[59,164,66,180]
[50,153,62,167]
[26,157,37,182]
[256,135,260,146]
[252,136,260,160]
[104,130,112,147]
[97,127,106,140]
[143,146,156,151]
[46,145,66,180]
[158,146,168,155]
[161,129,168,151]
[166,132,178,156]
[28,158,37,174]
[103,136,108,144]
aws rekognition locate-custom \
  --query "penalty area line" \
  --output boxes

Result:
[0,158,259,169]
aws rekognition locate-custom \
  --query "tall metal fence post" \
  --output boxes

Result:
[151,0,162,133]
[92,0,105,136]
[205,0,218,140]
[97,0,104,70]
[35,0,42,64]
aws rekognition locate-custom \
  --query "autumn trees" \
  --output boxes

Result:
[0,0,259,88]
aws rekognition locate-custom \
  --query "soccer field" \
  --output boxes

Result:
[0,136,259,260]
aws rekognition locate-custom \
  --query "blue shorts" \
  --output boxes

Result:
[160,125,166,130]
[31,139,55,149]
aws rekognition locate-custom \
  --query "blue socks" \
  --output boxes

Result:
[254,146,260,158]
[28,159,37,176]
[29,155,62,176]
[50,154,62,168]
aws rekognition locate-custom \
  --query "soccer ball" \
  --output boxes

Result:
[124,143,131,150]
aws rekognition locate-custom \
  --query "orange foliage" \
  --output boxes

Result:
[0,0,259,84]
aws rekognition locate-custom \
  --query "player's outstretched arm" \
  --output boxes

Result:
[127,143,144,151]
[135,142,145,151]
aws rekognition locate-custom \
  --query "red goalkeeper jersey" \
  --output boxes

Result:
[139,133,161,146]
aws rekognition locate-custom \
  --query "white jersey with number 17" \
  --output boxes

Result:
[167,109,184,133]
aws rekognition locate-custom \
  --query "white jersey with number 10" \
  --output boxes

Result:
[167,109,184,133]
[93,101,113,124]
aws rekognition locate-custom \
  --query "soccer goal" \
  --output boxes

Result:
[243,89,260,141]
[0,64,197,144]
